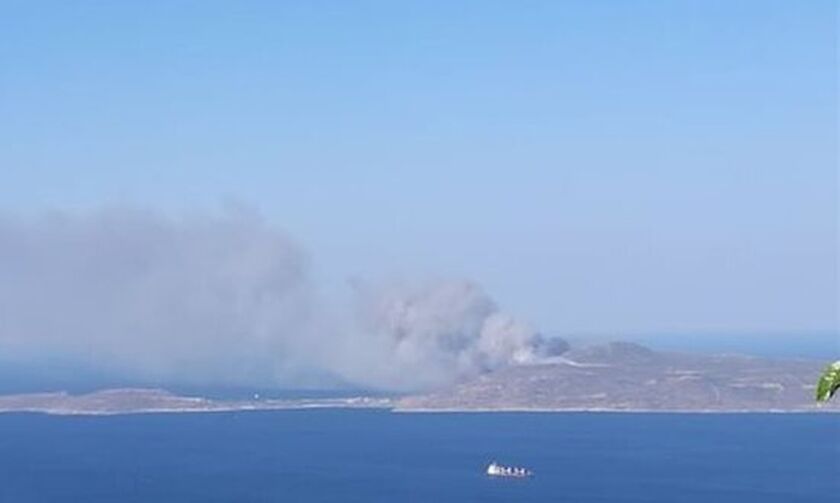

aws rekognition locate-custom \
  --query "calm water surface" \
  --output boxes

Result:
[0,410,837,502]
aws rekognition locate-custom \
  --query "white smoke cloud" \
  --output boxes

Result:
[0,208,558,391]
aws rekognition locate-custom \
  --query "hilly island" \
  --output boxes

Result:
[2,342,836,415]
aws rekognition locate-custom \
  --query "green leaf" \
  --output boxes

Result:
[816,361,840,402]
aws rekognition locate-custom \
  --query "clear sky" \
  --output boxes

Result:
[1,1,837,336]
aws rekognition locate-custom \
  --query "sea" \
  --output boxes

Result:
[0,410,837,502]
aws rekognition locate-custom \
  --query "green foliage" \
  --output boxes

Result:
[816,361,840,402]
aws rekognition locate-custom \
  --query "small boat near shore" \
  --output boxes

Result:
[486,461,532,478]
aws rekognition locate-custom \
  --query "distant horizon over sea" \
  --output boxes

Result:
[1,410,837,502]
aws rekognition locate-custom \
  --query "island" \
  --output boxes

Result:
[1,343,838,415]
[395,342,840,413]
[0,388,392,415]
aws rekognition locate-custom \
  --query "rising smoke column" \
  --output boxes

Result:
[336,279,543,390]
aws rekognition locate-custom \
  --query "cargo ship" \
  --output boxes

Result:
[486,461,532,478]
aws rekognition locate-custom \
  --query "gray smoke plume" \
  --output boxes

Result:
[0,208,561,391]
[0,208,317,386]
[333,280,543,390]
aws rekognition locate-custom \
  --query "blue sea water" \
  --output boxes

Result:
[0,410,837,502]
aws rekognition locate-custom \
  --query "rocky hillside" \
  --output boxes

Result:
[397,342,840,412]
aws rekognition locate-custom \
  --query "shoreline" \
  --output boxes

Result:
[392,406,840,414]
[2,387,836,416]
[2,404,838,416]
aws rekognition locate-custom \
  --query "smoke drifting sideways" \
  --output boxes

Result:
[0,209,566,391]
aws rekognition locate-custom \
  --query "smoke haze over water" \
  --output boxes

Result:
[0,208,548,391]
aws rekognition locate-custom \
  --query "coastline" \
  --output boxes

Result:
[392,406,840,414]
[3,403,838,416]
[0,389,393,416]
[2,387,837,416]
[0,403,391,417]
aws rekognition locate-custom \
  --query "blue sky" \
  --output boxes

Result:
[1,1,837,337]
